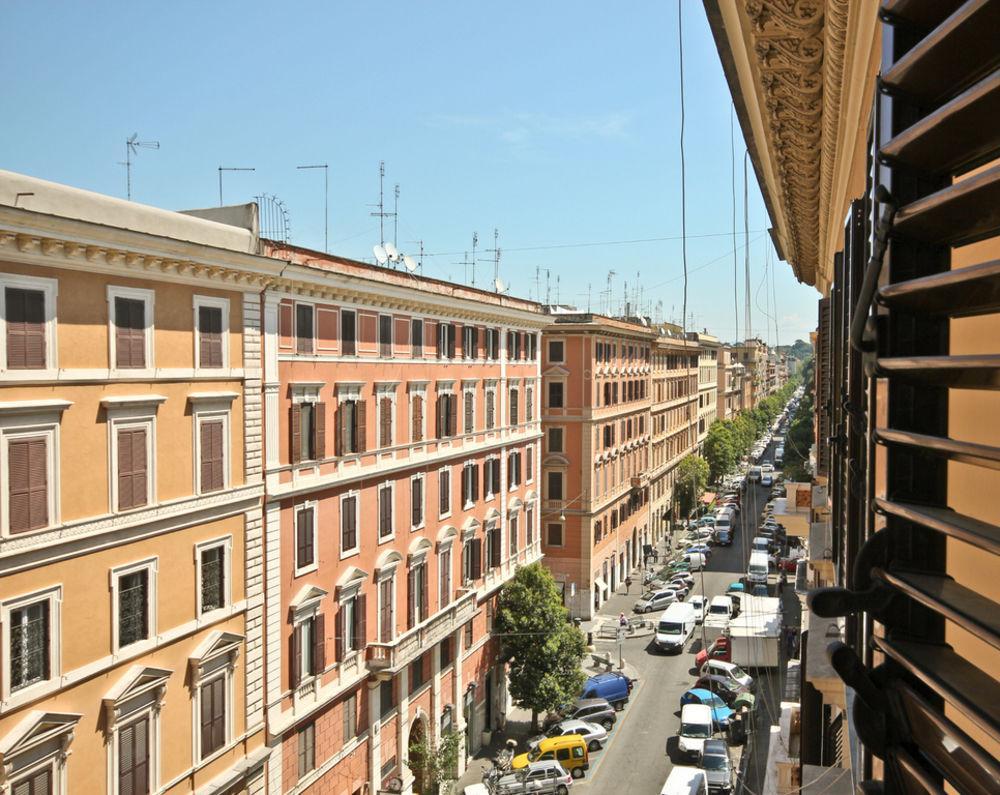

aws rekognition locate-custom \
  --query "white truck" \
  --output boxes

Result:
[725,595,782,668]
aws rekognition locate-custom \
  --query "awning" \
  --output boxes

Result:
[700,492,717,505]
[593,577,608,595]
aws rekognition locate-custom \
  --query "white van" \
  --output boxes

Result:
[655,601,697,653]
[748,466,761,482]
[748,551,769,584]
[704,595,734,628]
[677,703,713,762]
[713,511,733,538]
[660,766,708,795]
[751,536,770,554]
[685,552,707,571]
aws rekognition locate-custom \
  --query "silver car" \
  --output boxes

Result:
[495,760,573,795]
[528,719,608,752]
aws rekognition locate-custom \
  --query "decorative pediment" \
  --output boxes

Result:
[543,453,571,467]
[437,524,459,545]
[103,664,172,707]
[484,507,501,522]
[525,489,538,503]
[508,497,524,515]
[0,711,81,763]
[374,548,403,572]
[189,630,244,666]
[407,536,433,562]
[336,565,369,592]
[461,516,480,532]
[543,365,570,377]
[290,583,329,611]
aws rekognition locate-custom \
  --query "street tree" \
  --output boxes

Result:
[676,454,710,517]
[704,421,737,482]
[407,729,461,795]
[494,562,587,732]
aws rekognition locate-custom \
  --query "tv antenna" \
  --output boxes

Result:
[122,133,159,201]
[485,228,502,284]
[368,161,396,247]
[254,194,291,244]
[603,270,616,314]
[407,240,425,270]
[219,167,255,206]
[393,184,400,248]
[296,164,328,252]
[470,232,479,287]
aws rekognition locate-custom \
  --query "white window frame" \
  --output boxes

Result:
[377,480,396,543]
[195,535,232,620]
[508,451,519,492]
[107,700,162,795]
[1,585,62,705]
[437,544,453,610]
[192,404,232,495]
[547,337,566,364]
[408,382,428,445]
[462,459,477,511]
[0,272,59,375]
[191,648,236,765]
[438,466,452,520]
[376,568,397,643]
[484,380,498,431]
[294,501,319,576]
[508,383,520,428]
[525,443,535,484]
[290,589,325,689]
[0,416,61,536]
[410,473,426,531]
[7,752,64,795]
[525,383,535,423]
[375,383,398,450]
[192,294,230,370]
[107,285,155,374]
[461,381,477,435]
[110,557,158,656]
[340,490,361,559]
[108,412,156,515]
[336,589,361,657]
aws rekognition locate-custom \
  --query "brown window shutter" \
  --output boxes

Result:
[198,306,223,368]
[355,593,366,649]
[312,614,325,674]
[297,509,314,568]
[356,401,367,453]
[461,467,468,506]
[8,437,48,533]
[5,288,46,369]
[472,538,482,580]
[380,397,392,447]
[290,405,302,464]
[407,568,416,629]
[439,471,448,514]
[335,604,345,661]
[334,404,344,457]
[472,464,479,502]
[448,394,457,436]
[420,565,429,621]
[200,420,224,492]
[117,428,147,511]
[412,479,422,526]
[115,297,146,368]
[491,527,502,567]
[313,402,326,459]
[412,395,423,442]
[290,626,301,689]
[492,461,501,495]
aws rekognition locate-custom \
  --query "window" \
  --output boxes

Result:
[486,523,501,569]
[342,692,358,742]
[198,417,225,493]
[395,473,417,535]
[298,722,315,781]
[411,319,423,355]
[410,655,426,693]
[484,457,501,497]
[547,523,564,547]
[118,716,151,795]
[378,314,393,358]
[548,381,564,408]
[109,286,154,370]
[341,309,357,356]
[489,328,501,360]
[439,467,451,517]
[507,452,521,488]
[198,540,228,614]
[378,576,395,642]
[407,563,428,628]
[341,493,358,555]
[7,597,51,692]
[526,446,534,482]
[295,304,314,354]
[463,326,477,359]
[463,390,475,434]
[380,678,395,718]
[464,619,474,648]
[548,340,565,363]
[336,594,364,659]
[485,388,496,430]
[509,514,518,556]
[290,613,325,687]
[438,547,452,608]
[462,538,482,583]
[295,505,317,573]
[526,507,534,546]
[410,392,425,443]
[6,435,50,533]
[199,675,227,758]
[378,482,394,540]
[378,395,393,448]
[4,287,46,370]
[291,400,326,464]
[526,385,534,422]
[439,636,453,668]
[461,463,478,508]
[547,471,564,501]
[9,766,53,795]
[509,387,519,426]
[194,296,228,370]
[436,392,457,438]
[527,333,537,360]
[548,427,564,453]
[335,397,366,456]
[114,561,155,650]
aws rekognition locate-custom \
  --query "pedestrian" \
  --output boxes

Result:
[619,612,628,627]
[625,575,632,594]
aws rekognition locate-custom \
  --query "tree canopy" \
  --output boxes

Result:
[676,454,710,517]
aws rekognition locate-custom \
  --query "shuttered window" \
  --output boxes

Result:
[548,381,564,408]
[197,305,224,368]
[336,399,365,455]
[379,577,394,642]
[509,515,519,556]
[296,507,315,570]
[5,287,46,369]
[526,507,534,545]
[438,468,451,515]
[411,477,423,527]
[485,390,496,429]
[10,766,51,795]
[199,419,224,493]
[411,319,423,355]
[8,436,47,533]
[341,310,357,356]
[411,394,424,442]
[118,716,150,795]
[114,297,146,369]
[379,396,392,447]
[297,722,315,780]
[378,485,393,539]
[341,495,357,552]
[379,315,392,357]
[464,391,474,433]
[9,600,49,690]
[439,547,451,607]
[295,305,313,354]
[117,428,148,511]
[199,676,226,758]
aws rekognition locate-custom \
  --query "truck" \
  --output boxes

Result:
[724,595,782,668]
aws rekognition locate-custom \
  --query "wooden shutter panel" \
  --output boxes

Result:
[356,401,367,453]
[380,397,391,447]
[117,428,147,511]
[420,565,429,621]
[493,460,501,495]
[200,680,215,757]
[8,437,47,533]
[211,677,225,751]
[435,396,442,438]
[334,404,344,457]
[448,394,457,436]
[198,306,223,368]
[472,538,482,580]
[412,395,423,442]
[200,420,224,492]
[312,614,325,674]
[412,479,421,526]
[6,288,46,369]
[290,405,302,464]
[490,527,502,567]
[335,603,345,661]
[290,626,301,689]
[407,568,416,628]
[461,467,468,506]
[355,593,366,649]
[313,402,326,459]
[472,464,479,501]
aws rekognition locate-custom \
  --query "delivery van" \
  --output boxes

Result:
[659,766,709,795]
[747,551,769,585]
[655,602,697,654]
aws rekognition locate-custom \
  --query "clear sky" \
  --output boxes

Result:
[1,0,819,345]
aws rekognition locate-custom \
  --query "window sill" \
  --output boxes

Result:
[294,562,319,578]
[339,547,360,561]
[411,523,426,533]
[439,511,453,521]
[377,533,396,545]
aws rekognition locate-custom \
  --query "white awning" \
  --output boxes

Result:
[593,577,608,595]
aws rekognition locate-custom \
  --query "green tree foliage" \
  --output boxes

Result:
[494,563,587,731]
[704,421,738,482]
[782,358,814,481]
[407,729,461,795]
[676,454,710,517]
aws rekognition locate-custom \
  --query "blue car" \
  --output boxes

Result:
[581,671,634,710]
[679,688,735,728]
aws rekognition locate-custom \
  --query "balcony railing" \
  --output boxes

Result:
[366,591,477,673]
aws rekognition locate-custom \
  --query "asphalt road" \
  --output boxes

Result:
[576,456,778,794]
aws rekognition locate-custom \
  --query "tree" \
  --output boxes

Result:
[704,421,737,483]
[407,729,461,795]
[675,454,710,517]
[494,563,587,732]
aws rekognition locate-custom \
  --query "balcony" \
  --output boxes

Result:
[366,591,477,673]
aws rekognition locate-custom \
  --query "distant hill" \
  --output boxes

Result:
[776,339,812,361]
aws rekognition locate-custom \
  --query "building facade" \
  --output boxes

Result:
[715,346,745,421]
[692,332,719,445]
[540,313,653,620]
[259,243,545,794]
[0,173,272,794]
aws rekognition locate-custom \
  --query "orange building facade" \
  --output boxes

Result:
[539,314,654,619]
[0,173,274,794]
[259,244,545,793]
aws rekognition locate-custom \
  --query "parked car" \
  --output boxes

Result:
[494,760,573,795]
[529,720,607,753]
[660,766,709,795]
[687,594,708,623]
[547,698,616,731]
[751,584,769,597]
[580,671,633,710]
[677,703,714,762]
[679,689,734,729]
[634,588,679,614]
[700,660,754,691]
[704,595,735,628]
[512,735,589,779]
[670,572,695,588]
[667,559,692,574]
[687,544,712,559]
[684,552,707,571]
[695,636,731,668]
[700,739,734,793]
[694,675,754,710]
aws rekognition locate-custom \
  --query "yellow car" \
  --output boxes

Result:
[512,734,590,779]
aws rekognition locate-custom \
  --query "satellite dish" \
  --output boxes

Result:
[403,255,418,273]
[494,278,507,293]
[373,244,388,265]
[384,242,400,261]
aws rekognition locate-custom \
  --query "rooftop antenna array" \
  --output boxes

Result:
[602,270,616,315]
[454,252,470,283]
[407,240,426,271]
[471,232,479,287]
[393,184,400,248]
[296,164,329,252]
[368,161,396,248]
[219,166,255,206]
[485,228,502,286]
[123,133,160,201]
[255,194,291,245]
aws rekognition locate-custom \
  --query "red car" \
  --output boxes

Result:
[778,557,800,573]
[695,635,732,668]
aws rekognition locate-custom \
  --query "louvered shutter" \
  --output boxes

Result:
[312,614,325,674]
[5,288,46,369]
[335,604,345,661]
[334,404,344,457]
[8,437,47,533]
[435,396,443,438]
[412,395,423,442]
[407,568,416,628]
[355,593,366,649]
[439,470,449,514]
[290,626,301,689]
[355,401,367,452]
[380,397,392,447]
[117,428,147,511]
[492,460,501,495]
[198,306,223,368]
[200,420,224,492]
[412,478,422,526]
[471,538,482,580]
[420,565,429,621]
[490,527,501,567]
[290,405,302,464]
[297,509,314,569]
[461,467,468,506]
[448,394,457,436]
[115,297,146,369]
[472,464,479,502]
[119,717,149,795]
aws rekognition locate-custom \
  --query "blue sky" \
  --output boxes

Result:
[1,1,819,345]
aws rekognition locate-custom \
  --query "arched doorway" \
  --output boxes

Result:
[407,716,428,794]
